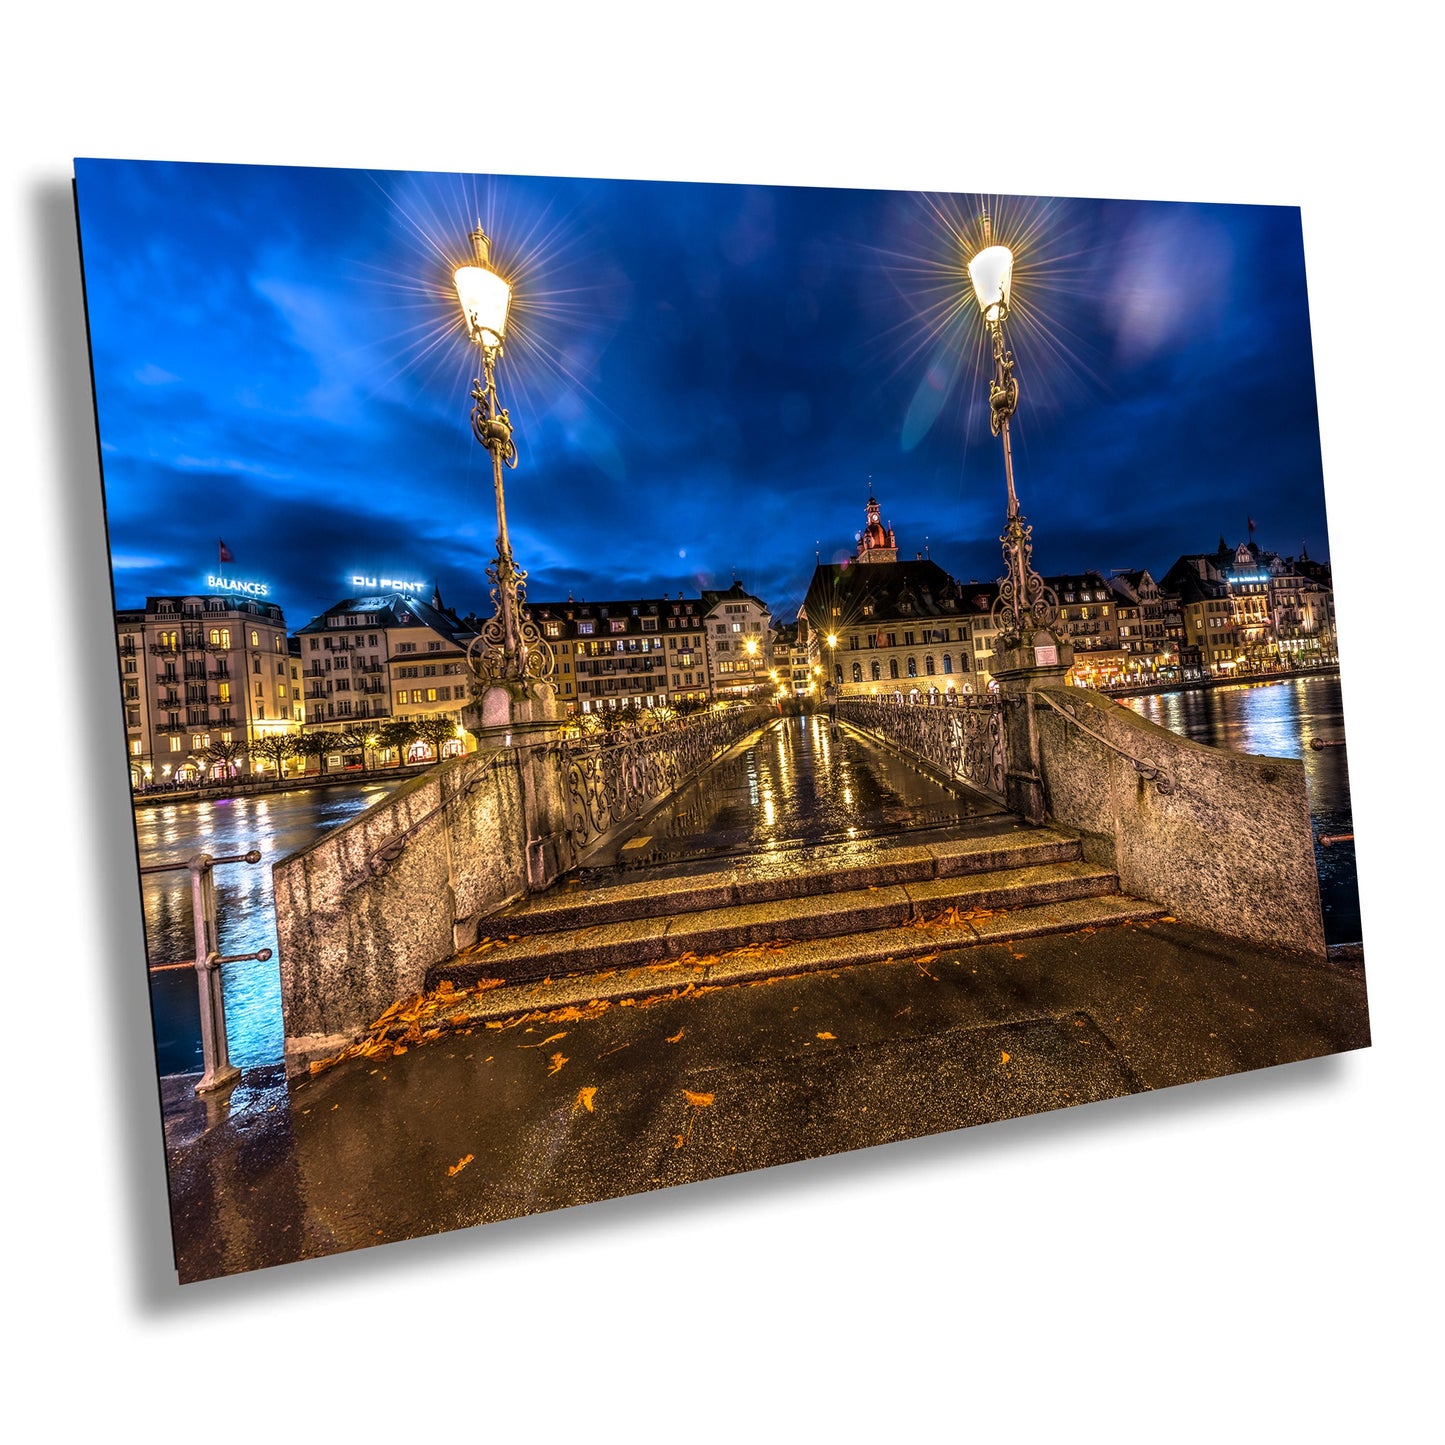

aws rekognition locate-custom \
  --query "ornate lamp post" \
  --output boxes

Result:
[453,225,555,702]
[966,221,1059,650]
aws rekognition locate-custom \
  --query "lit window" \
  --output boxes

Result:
[169,737,181,752]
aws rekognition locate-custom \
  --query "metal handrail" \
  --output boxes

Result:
[145,848,270,1094]
[1035,691,1176,795]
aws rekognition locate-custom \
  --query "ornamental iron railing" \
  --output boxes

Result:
[838,693,1008,803]
[554,705,769,862]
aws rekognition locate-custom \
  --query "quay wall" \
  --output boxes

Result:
[1034,686,1326,958]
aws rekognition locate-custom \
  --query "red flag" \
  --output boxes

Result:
[218,538,234,563]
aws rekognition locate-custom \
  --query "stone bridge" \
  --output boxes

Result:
[272,674,1326,1076]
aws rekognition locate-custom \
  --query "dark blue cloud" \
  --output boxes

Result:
[76,161,1331,630]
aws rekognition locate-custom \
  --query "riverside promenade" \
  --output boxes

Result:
[162,716,1369,1283]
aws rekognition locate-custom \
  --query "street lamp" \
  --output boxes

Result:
[454,224,556,691]
[966,217,1058,650]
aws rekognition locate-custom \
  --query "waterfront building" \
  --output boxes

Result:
[1107,569,1181,684]
[529,595,703,714]
[1161,536,1335,675]
[771,620,814,699]
[116,592,296,786]
[1047,571,1126,688]
[294,587,475,762]
[701,582,774,698]
[1266,545,1336,666]
[801,494,975,698]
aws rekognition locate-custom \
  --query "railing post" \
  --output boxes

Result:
[190,852,241,1095]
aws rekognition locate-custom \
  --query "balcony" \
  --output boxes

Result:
[149,644,180,657]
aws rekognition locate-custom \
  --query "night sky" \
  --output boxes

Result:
[75,159,1329,630]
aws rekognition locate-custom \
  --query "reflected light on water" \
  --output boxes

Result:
[1122,676,1358,944]
[137,782,403,1075]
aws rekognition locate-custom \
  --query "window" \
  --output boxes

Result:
[610,620,627,633]
[943,654,953,674]
[907,657,918,678]
[851,661,862,683]
[169,737,181,752]
[924,655,935,675]
[397,642,417,653]
[544,622,561,638]
[218,682,231,703]
[209,628,231,648]
[131,740,142,756]
[123,658,136,674]
[871,660,881,681]
[426,688,438,702]
[578,622,594,636]
[428,641,444,651]
[834,664,843,684]
[250,630,259,646]
[890,659,900,679]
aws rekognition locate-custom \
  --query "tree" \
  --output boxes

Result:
[250,732,296,780]
[292,731,332,777]
[412,714,463,764]
[375,717,419,767]
[200,737,248,780]
[331,722,377,769]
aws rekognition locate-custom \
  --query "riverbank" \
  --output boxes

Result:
[1098,664,1340,700]
[132,765,422,809]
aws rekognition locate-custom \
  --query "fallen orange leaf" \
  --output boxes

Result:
[816,1031,836,1040]
[447,1154,474,1176]
[666,1027,685,1044]
[574,1086,597,1113]
[682,1089,714,1108]
[1000,1051,1011,1065]
[546,1052,568,1076]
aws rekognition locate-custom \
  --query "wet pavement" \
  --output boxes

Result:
[583,713,1002,872]
[165,917,1369,1283]
[159,709,1369,1283]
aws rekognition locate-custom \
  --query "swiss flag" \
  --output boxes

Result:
[218,538,234,563]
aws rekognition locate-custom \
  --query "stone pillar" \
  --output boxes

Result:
[988,629,1074,825]
[465,681,569,891]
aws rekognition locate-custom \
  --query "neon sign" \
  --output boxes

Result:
[351,575,426,593]
[207,575,270,597]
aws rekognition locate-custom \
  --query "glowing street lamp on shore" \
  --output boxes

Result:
[454,224,555,692]
[966,218,1058,648]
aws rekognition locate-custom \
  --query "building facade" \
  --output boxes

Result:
[701,583,774,698]
[529,595,702,714]
[116,592,296,786]
[294,588,476,763]
[802,496,979,698]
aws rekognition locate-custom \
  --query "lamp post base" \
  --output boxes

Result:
[465,679,560,736]
[989,631,1074,825]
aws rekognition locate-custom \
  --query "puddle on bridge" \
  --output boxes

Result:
[586,713,1006,876]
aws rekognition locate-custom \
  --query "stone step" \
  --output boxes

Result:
[438,858,1122,986]
[428,892,1172,1022]
[480,826,1085,937]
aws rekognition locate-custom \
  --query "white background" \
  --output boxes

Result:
[5,4,1439,1437]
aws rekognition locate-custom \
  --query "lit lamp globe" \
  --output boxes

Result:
[967,244,1014,323]
[454,228,512,350]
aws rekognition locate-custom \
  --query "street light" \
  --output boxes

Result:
[454,224,556,691]
[966,217,1058,649]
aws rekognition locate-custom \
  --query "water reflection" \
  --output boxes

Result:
[1122,677,1359,945]
[135,783,401,1075]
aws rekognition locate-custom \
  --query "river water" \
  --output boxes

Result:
[1118,675,1360,946]
[136,782,401,1075]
